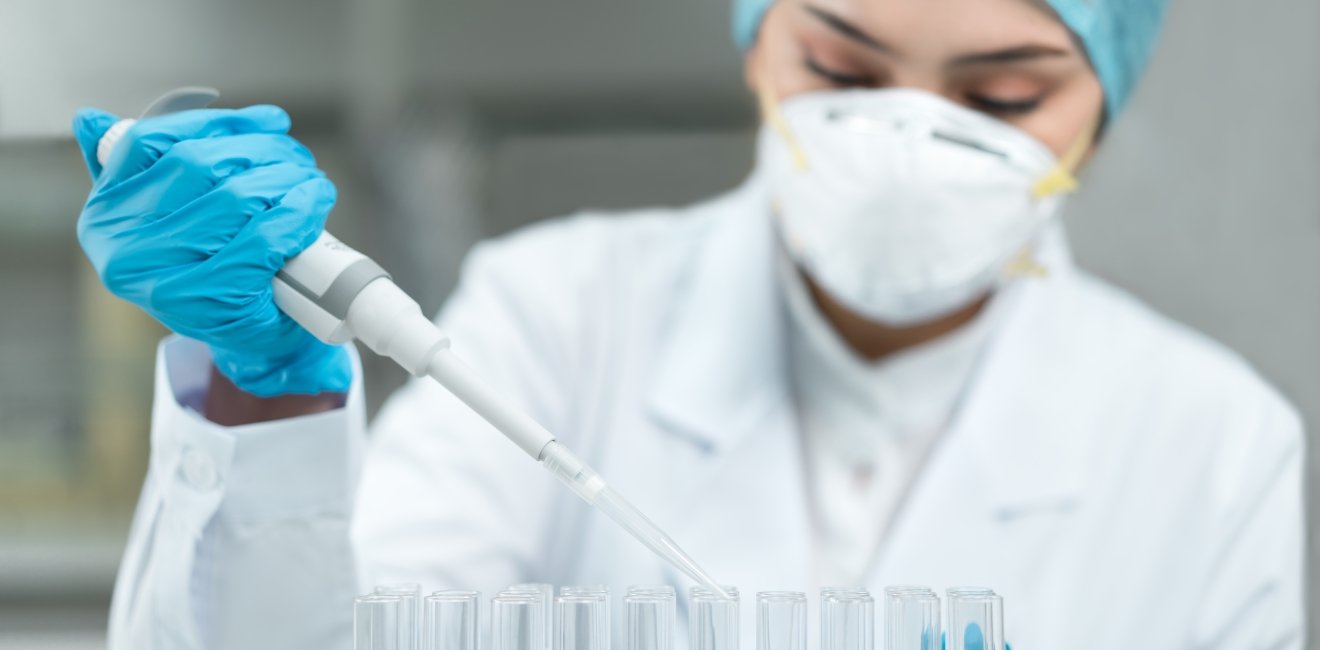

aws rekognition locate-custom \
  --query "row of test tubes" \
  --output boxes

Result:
[354,583,1004,650]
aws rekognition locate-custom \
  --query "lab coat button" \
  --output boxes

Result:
[181,449,218,490]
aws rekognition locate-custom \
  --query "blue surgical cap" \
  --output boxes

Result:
[731,0,1169,117]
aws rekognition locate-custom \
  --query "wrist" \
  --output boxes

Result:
[210,340,353,398]
[203,364,345,426]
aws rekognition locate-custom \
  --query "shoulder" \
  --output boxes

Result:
[452,187,742,313]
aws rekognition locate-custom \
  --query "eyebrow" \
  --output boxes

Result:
[803,4,893,54]
[803,3,1072,66]
[949,45,1071,66]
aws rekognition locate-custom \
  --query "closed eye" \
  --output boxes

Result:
[804,56,873,87]
[967,94,1043,116]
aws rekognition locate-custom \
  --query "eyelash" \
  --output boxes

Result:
[804,55,1044,117]
[804,56,872,87]
[966,94,1043,116]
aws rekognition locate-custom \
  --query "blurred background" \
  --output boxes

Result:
[0,0,1316,647]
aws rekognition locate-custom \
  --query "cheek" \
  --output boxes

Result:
[1018,74,1105,159]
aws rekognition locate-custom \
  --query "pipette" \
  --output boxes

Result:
[94,88,731,600]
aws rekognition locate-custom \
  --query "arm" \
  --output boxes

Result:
[71,104,372,649]
[108,338,366,650]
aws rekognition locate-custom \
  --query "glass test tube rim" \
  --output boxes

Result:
[945,586,995,598]
[359,594,406,602]
[625,593,676,604]
[755,591,808,603]
[494,592,544,602]
[503,586,552,600]
[505,585,552,603]
[820,587,869,594]
[627,585,677,597]
[822,591,874,603]
[884,585,935,596]
[558,593,610,605]
[690,586,741,600]
[562,585,611,596]
[430,589,482,601]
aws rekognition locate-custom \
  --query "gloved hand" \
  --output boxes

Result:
[72,105,352,397]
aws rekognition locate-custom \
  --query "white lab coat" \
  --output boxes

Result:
[108,178,1305,650]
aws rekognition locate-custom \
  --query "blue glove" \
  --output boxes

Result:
[72,105,352,397]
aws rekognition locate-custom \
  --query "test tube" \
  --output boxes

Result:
[424,590,480,650]
[945,591,1003,650]
[624,591,676,650]
[509,583,556,641]
[357,594,405,650]
[819,589,866,650]
[820,591,873,650]
[563,586,613,637]
[883,587,939,650]
[377,583,423,650]
[689,587,740,650]
[756,592,806,650]
[556,594,610,650]
[492,593,549,650]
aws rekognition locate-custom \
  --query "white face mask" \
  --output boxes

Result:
[756,87,1089,326]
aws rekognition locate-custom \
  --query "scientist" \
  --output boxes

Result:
[72,0,1304,648]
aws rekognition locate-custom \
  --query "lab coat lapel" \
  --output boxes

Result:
[871,225,1101,587]
[643,177,813,591]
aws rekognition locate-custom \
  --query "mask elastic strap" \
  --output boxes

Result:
[756,69,810,172]
[1031,114,1100,199]
[1009,116,1100,278]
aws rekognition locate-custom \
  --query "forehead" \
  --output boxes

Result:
[796,0,1077,57]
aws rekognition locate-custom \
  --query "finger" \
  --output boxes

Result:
[82,162,327,294]
[148,162,328,253]
[248,175,339,262]
[177,176,337,341]
[140,172,335,330]
[89,133,319,217]
[100,104,293,185]
[72,108,122,179]
[201,175,337,282]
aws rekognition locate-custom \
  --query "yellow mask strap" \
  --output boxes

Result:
[756,69,810,172]
[1031,115,1100,199]
[1003,247,1051,279]
[1014,116,1100,277]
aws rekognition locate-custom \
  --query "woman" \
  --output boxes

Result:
[73,0,1303,648]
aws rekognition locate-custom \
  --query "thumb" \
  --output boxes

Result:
[72,107,122,179]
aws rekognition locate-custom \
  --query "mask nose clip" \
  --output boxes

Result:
[930,130,1009,160]
[827,107,930,138]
